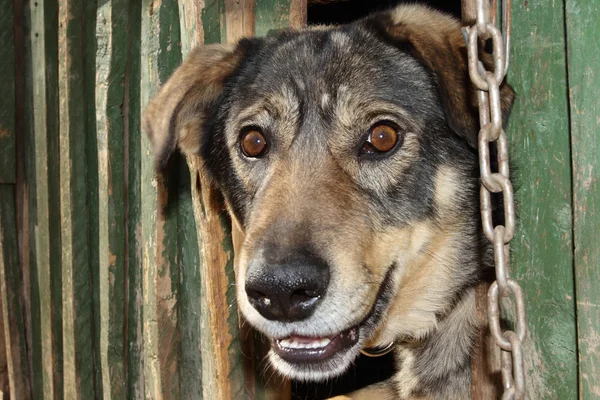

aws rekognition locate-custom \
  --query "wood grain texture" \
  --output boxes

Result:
[82,0,103,397]
[255,0,290,36]
[0,185,30,399]
[125,0,145,398]
[95,0,129,397]
[507,0,578,398]
[225,0,255,43]
[27,0,63,397]
[140,0,182,398]
[289,0,308,28]
[58,0,96,398]
[0,0,16,184]
[186,157,246,400]
[565,1,600,398]
[176,3,205,398]
[0,292,7,396]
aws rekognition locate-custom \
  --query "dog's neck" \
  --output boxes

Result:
[386,212,485,399]
[392,287,477,399]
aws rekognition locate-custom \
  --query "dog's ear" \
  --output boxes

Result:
[143,43,245,169]
[373,6,514,147]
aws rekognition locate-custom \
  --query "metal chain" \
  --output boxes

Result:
[463,1,527,399]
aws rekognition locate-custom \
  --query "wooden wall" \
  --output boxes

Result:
[0,0,597,399]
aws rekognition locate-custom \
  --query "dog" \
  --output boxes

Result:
[143,4,514,399]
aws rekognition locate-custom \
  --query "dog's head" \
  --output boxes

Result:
[144,5,514,382]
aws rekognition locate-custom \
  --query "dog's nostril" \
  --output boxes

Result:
[246,289,269,302]
[290,289,320,305]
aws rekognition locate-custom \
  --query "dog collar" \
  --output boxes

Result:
[360,342,395,357]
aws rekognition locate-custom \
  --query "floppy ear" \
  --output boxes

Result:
[375,6,514,147]
[143,44,244,169]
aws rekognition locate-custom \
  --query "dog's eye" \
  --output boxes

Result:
[360,122,400,155]
[240,129,268,158]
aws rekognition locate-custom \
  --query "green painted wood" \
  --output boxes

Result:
[565,1,600,398]
[175,160,203,400]
[27,0,63,397]
[82,0,103,397]
[0,185,30,399]
[140,1,182,398]
[506,1,578,398]
[58,0,95,398]
[201,0,225,45]
[21,1,42,396]
[255,0,291,36]
[95,0,130,397]
[0,0,16,184]
[45,2,64,395]
[125,0,145,399]
[176,6,204,398]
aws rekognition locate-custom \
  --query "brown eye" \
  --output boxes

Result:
[240,129,268,158]
[361,123,399,155]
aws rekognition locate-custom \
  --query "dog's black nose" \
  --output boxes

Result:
[245,250,330,322]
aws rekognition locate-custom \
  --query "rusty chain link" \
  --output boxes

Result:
[463,0,527,399]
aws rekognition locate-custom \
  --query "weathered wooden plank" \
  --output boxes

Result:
[289,0,307,28]
[82,0,103,397]
[43,1,64,396]
[254,0,306,35]
[0,185,30,399]
[225,0,255,42]
[0,292,7,396]
[184,157,245,400]
[20,1,40,396]
[58,0,95,398]
[140,0,182,398]
[0,0,16,184]
[176,4,205,399]
[174,159,203,400]
[255,0,289,36]
[125,0,145,398]
[27,0,62,397]
[95,0,129,397]
[565,1,600,398]
[507,0,578,398]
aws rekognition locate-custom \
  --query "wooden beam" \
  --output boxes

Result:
[95,0,130,397]
[507,0,578,397]
[58,0,95,397]
[0,185,30,399]
[140,1,182,398]
[26,0,63,397]
[124,0,145,398]
[176,3,207,399]
[0,0,16,184]
[565,1,600,398]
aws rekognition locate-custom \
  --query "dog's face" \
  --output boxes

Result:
[144,5,513,383]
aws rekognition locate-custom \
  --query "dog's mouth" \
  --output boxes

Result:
[274,326,360,364]
[267,263,397,380]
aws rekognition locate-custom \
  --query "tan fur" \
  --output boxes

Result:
[434,166,461,212]
[367,222,466,347]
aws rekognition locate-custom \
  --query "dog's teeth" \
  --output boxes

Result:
[280,337,331,349]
